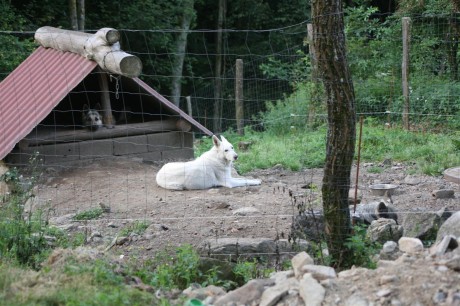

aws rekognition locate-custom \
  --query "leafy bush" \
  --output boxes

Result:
[344,224,381,269]
[149,244,217,290]
[0,153,53,269]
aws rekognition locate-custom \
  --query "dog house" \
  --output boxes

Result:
[0,45,212,167]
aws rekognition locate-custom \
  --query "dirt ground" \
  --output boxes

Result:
[32,156,460,258]
[21,157,459,304]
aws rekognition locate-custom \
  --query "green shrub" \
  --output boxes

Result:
[120,221,150,237]
[0,153,53,269]
[344,224,381,269]
[73,208,104,221]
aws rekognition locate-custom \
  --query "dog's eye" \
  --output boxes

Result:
[225,149,228,152]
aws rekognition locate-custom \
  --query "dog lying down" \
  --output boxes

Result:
[156,135,262,190]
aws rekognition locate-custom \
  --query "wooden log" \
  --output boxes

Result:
[402,17,411,130]
[175,119,192,132]
[235,58,244,135]
[97,69,114,128]
[24,120,188,146]
[35,26,142,78]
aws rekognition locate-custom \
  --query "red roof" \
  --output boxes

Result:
[0,46,212,160]
[0,47,97,160]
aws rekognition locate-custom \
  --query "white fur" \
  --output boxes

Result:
[156,135,262,190]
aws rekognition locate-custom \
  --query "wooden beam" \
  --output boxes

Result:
[24,120,191,146]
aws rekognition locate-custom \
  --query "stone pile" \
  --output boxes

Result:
[181,212,460,305]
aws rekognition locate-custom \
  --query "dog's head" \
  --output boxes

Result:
[213,135,238,163]
[82,104,103,131]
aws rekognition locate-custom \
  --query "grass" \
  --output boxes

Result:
[119,221,150,237]
[73,208,104,221]
[198,123,460,176]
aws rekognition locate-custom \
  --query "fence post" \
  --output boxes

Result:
[402,17,411,130]
[307,23,320,128]
[185,96,192,117]
[235,59,244,135]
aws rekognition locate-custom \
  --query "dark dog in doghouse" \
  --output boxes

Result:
[82,104,103,131]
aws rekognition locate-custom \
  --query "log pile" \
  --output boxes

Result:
[35,26,142,78]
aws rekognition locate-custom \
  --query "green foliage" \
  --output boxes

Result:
[73,208,104,221]
[119,221,150,237]
[0,153,53,269]
[258,82,322,134]
[233,258,274,283]
[344,224,381,269]
[149,244,207,290]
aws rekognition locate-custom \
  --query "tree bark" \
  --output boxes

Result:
[69,0,78,30]
[77,0,85,31]
[312,0,356,268]
[170,0,195,107]
[213,0,226,133]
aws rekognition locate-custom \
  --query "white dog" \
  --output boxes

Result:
[156,135,261,190]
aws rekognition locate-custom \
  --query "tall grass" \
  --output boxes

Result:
[198,123,460,176]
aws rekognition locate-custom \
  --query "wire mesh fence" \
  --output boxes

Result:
[0,13,459,263]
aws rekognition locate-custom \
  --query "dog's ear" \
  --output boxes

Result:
[220,135,227,143]
[83,104,89,111]
[94,103,102,111]
[212,135,221,147]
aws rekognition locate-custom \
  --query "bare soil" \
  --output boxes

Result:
[26,157,460,304]
[34,157,459,256]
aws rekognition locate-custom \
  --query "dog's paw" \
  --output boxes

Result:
[249,179,262,186]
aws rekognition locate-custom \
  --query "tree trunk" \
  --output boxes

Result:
[170,0,195,107]
[312,0,356,268]
[213,0,226,133]
[447,0,460,81]
[69,0,78,30]
[77,0,85,31]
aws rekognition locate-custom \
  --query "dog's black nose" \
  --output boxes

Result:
[234,155,238,160]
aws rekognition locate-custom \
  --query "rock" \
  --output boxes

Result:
[206,201,230,209]
[431,189,455,199]
[444,255,460,271]
[436,211,460,243]
[376,288,393,297]
[402,211,441,240]
[382,241,398,253]
[345,294,369,306]
[351,200,398,225]
[214,279,265,306]
[379,275,398,285]
[432,289,448,304]
[404,175,421,185]
[270,270,295,285]
[116,236,129,245]
[291,251,314,278]
[367,218,403,243]
[380,241,401,260]
[259,277,298,306]
[431,235,458,256]
[198,257,239,284]
[292,211,325,242]
[300,264,336,281]
[199,238,310,261]
[398,237,424,254]
[232,207,261,216]
[299,273,325,306]
[182,284,226,301]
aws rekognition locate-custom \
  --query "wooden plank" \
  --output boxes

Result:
[24,120,188,146]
